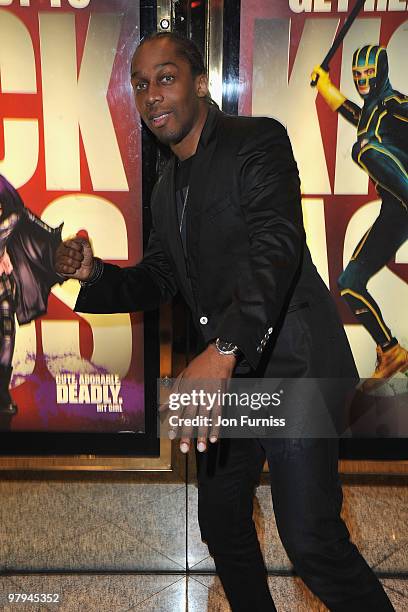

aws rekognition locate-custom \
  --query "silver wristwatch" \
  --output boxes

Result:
[215,338,241,357]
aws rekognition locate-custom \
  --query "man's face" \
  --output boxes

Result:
[130,38,207,146]
[352,66,376,96]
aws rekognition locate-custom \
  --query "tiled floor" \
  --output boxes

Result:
[0,474,407,609]
[0,574,407,611]
[0,481,188,572]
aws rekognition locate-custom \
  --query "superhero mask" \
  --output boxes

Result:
[352,45,389,100]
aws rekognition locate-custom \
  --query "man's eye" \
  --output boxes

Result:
[367,69,375,76]
[161,75,175,84]
[135,82,147,91]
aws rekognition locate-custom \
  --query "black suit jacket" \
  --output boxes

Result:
[75,106,355,375]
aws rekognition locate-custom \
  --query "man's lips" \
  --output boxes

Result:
[149,111,172,128]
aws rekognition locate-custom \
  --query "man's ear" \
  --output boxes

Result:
[196,74,209,98]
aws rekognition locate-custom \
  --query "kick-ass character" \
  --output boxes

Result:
[312,45,408,389]
[0,175,62,424]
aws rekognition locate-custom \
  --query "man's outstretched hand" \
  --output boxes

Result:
[54,232,95,281]
[160,343,237,454]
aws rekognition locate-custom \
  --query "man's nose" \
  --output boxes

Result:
[145,83,164,106]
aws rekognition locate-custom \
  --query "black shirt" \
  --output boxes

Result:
[175,154,194,257]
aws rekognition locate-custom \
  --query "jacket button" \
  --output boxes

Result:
[199,316,208,325]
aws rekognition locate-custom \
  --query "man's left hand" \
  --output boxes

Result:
[161,343,236,454]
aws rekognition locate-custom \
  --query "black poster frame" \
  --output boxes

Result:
[0,0,160,459]
[2,0,406,462]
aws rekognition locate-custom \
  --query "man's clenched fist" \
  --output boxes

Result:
[54,234,95,281]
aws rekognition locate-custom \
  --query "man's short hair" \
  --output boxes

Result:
[136,31,218,106]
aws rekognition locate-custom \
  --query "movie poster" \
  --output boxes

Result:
[239,0,408,382]
[0,0,144,432]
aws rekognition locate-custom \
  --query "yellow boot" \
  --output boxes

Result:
[362,343,408,392]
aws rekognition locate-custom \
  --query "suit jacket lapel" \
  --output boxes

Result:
[185,106,220,283]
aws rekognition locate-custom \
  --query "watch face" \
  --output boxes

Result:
[219,341,233,351]
[216,339,240,355]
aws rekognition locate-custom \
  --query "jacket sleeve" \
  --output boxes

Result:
[215,119,304,369]
[338,99,361,127]
[74,226,178,314]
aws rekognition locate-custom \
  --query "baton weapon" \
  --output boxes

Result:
[311,0,366,87]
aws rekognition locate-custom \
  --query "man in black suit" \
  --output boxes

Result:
[55,32,393,611]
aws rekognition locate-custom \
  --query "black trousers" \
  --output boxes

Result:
[196,436,394,612]
[195,299,394,611]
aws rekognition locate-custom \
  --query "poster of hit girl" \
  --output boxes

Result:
[239,0,408,392]
[0,0,144,433]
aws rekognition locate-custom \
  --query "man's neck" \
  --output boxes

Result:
[171,103,209,161]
